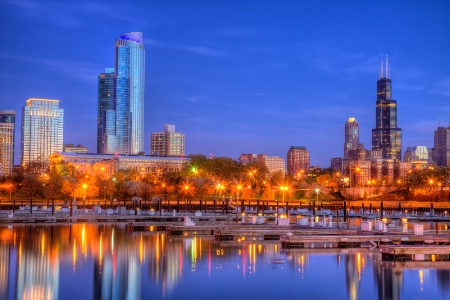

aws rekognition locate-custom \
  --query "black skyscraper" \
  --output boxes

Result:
[372,56,402,160]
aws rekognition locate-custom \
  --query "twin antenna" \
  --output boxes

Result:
[379,55,390,79]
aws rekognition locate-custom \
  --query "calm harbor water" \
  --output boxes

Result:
[0,224,449,300]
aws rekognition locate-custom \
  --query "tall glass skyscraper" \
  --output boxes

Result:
[21,98,64,165]
[0,110,15,176]
[344,118,360,158]
[372,56,402,160]
[97,32,145,155]
[97,68,116,154]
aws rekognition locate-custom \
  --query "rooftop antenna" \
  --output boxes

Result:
[386,55,389,79]
[380,56,384,79]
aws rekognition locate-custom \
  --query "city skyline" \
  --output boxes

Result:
[1,1,449,167]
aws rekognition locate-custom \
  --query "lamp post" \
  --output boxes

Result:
[9,183,12,200]
[111,177,116,208]
[184,185,189,212]
[83,184,87,211]
[314,188,319,219]
[162,183,166,214]
[280,186,288,204]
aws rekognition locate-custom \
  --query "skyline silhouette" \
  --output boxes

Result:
[1,0,449,167]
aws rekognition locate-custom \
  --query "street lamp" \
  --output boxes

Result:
[236,185,242,201]
[314,188,319,219]
[216,184,224,199]
[83,184,87,211]
[184,185,189,212]
[280,186,288,204]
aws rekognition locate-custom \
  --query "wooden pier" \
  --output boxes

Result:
[280,234,450,249]
[380,244,450,261]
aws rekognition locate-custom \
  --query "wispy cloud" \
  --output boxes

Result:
[6,0,84,28]
[433,78,450,97]
[0,53,99,83]
[144,38,165,47]
[178,45,228,57]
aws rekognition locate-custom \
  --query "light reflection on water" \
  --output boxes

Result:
[0,224,449,300]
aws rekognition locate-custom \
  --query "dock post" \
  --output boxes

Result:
[159,199,162,216]
[257,199,260,215]
[313,201,316,219]
[370,202,372,214]
[30,198,33,214]
[362,203,364,215]
[337,207,339,228]
[343,201,347,222]
[380,201,384,219]
[13,198,15,213]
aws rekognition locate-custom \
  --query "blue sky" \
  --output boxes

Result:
[1,0,449,167]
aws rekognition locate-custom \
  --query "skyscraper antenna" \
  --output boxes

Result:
[380,56,384,79]
[386,55,389,79]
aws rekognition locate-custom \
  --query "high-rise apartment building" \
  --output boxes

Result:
[97,32,145,155]
[151,125,185,157]
[372,56,402,161]
[21,98,64,165]
[0,110,15,176]
[257,154,285,175]
[97,68,115,154]
[287,146,310,176]
[238,153,285,175]
[433,126,450,166]
[344,118,362,158]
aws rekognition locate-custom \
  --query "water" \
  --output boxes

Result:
[0,224,449,300]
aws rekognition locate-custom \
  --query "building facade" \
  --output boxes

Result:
[403,146,428,162]
[56,152,189,179]
[97,68,115,154]
[151,125,185,157]
[63,144,88,153]
[372,56,402,161]
[257,154,285,175]
[433,126,450,166]
[287,146,310,175]
[0,110,15,176]
[344,118,362,158]
[21,99,64,165]
[97,32,145,155]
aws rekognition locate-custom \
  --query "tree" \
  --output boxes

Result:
[43,170,63,214]
[137,181,152,204]
[61,178,75,202]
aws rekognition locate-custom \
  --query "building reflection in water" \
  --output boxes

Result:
[1,224,450,299]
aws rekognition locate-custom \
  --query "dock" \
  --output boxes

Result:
[380,244,450,261]
[280,234,449,248]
